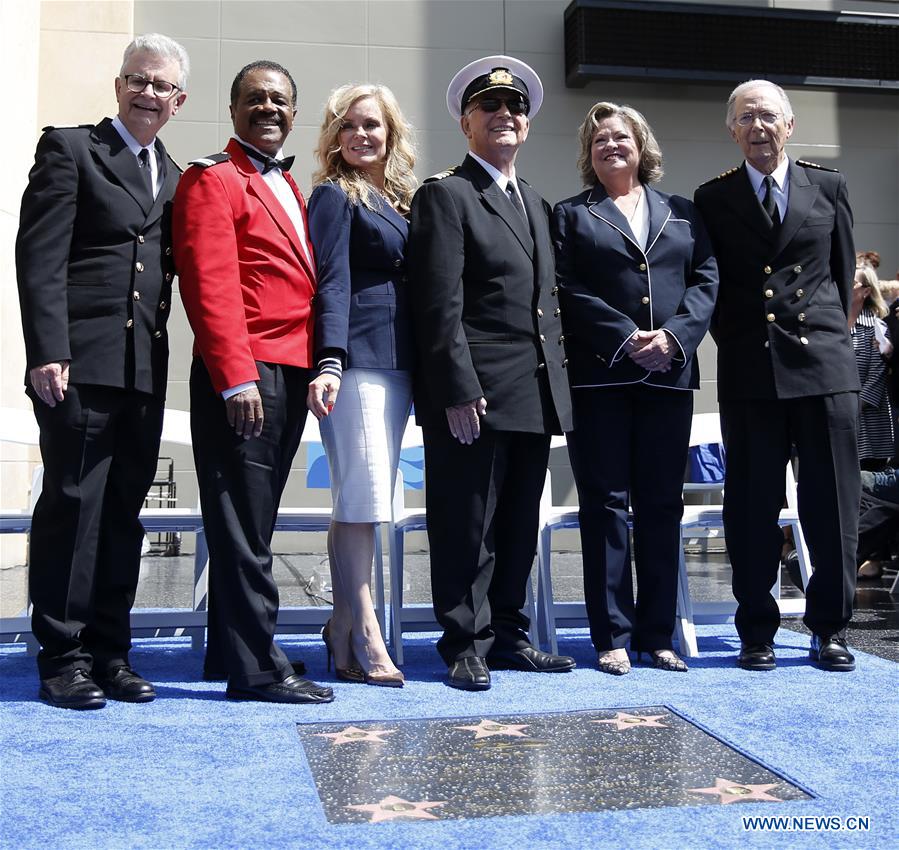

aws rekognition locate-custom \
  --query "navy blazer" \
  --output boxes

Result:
[307,181,413,370]
[552,183,718,390]
[694,160,858,401]
[16,117,179,397]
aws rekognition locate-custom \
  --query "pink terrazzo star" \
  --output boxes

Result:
[591,712,669,730]
[688,777,784,804]
[453,718,532,739]
[313,725,396,745]
[346,795,447,823]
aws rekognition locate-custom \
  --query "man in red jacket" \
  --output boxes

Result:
[174,60,333,704]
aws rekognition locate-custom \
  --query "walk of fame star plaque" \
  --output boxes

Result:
[296,706,813,823]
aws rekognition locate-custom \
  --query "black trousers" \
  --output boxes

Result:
[422,424,550,665]
[567,384,692,653]
[720,393,859,645]
[28,383,163,679]
[190,357,310,687]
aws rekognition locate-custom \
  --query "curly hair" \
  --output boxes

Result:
[575,101,663,188]
[312,84,417,215]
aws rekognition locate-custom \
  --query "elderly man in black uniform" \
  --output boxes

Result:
[407,56,575,690]
[694,79,859,672]
[15,34,188,708]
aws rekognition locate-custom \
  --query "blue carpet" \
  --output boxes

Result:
[1,626,896,850]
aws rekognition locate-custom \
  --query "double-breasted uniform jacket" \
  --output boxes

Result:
[172,138,317,393]
[407,154,572,433]
[16,117,179,397]
[552,183,718,390]
[307,181,413,370]
[693,159,859,401]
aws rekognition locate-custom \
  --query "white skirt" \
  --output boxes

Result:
[319,368,413,523]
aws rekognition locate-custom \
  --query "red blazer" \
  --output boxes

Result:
[173,139,316,393]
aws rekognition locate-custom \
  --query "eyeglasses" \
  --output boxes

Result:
[470,96,529,116]
[123,74,181,98]
[736,110,782,127]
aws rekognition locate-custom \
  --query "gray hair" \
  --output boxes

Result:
[121,33,190,91]
[725,79,793,129]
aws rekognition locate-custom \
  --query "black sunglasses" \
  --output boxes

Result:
[471,96,530,116]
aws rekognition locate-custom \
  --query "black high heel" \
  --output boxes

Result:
[596,649,631,676]
[639,649,688,672]
[322,620,365,683]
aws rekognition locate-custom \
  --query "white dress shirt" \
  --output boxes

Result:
[745,156,790,221]
[469,151,529,226]
[112,115,159,198]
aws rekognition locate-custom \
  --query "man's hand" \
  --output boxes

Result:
[307,373,341,420]
[225,385,264,439]
[29,361,70,407]
[628,329,673,372]
[446,397,487,445]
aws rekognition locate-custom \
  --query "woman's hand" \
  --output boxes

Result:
[307,373,341,420]
[628,329,673,372]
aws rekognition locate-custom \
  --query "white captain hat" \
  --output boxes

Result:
[445,54,543,121]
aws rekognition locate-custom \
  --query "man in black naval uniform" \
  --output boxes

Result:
[694,79,859,672]
[15,34,189,708]
[407,55,575,690]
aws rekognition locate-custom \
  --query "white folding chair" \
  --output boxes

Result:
[677,412,812,630]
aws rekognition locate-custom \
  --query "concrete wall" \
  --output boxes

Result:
[0,1,133,567]
[3,0,898,562]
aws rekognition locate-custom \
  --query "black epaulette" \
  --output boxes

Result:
[188,152,231,169]
[425,166,459,183]
[42,124,93,132]
[698,166,740,187]
[797,159,838,173]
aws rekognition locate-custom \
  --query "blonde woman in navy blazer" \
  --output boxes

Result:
[552,102,718,675]
[306,84,417,686]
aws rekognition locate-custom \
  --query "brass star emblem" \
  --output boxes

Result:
[346,794,447,823]
[313,725,396,745]
[453,718,532,739]
[591,712,669,731]
[689,777,784,804]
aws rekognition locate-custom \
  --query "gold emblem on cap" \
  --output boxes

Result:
[488,68,514,86]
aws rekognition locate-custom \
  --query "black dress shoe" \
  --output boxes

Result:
[203,660,307,682]
[487,646,576,673]
[226,673,335,704]
[94,665,156,702]
[737,643,776,671]
[447,657,491,691]
[39,668,106,710]
[810,635,855,672]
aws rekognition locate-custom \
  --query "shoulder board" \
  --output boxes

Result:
[42,124,93,132]
[796,159,838,173]
[188,152,231,169]
[425,166,459,183]
[698,166,740,187]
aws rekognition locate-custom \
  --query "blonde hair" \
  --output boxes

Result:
[313,84,417,215]
[576,101,663,188]
[856,264,888,318]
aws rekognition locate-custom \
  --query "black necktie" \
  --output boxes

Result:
[138,147,154,197]
[237,141,294,174]
[506,181,527,224]
[762,175,781,228]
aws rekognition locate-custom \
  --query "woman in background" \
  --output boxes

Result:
[849,264,894,472]
[552,102,718,675]
[306,84,417,686]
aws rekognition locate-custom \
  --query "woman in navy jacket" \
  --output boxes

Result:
[552,102,718,675]
[307,84,417,686]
